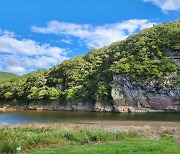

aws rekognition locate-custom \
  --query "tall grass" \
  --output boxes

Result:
[0,127,139,153]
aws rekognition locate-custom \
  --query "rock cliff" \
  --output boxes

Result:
[111,75,180,112]
[111,50,180,112]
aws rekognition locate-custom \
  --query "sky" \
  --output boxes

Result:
[0,0,179,74]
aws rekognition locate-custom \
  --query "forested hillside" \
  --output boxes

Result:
[0,72,18,83]
[0,20,179,104]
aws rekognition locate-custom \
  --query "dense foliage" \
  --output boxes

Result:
[0,20,179,104]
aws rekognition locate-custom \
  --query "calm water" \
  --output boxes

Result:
[0,111,179,124]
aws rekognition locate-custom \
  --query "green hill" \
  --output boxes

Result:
[0,20,179,107]
[0,72,18,83]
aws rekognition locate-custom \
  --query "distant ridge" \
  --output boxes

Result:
[0,72,18,82]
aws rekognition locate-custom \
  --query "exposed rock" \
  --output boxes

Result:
[111,75,180,112]
[166,50,180,67]
[95,99,113,112]
[27,100,95,112]
[0,107,16,112]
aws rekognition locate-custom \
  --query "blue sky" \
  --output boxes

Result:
[0,0,179,74]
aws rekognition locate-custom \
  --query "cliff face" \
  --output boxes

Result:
[111,75,180,112]
[111,50,180,112]
[166,50,180,68]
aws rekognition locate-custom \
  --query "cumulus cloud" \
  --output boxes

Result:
[31,19,156,48]
[0,19,156,74]
[7,66,26,74]
[0,29,69,74]
[0,29,16,37]
[142,0,180,12]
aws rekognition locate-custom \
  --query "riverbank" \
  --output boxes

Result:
[5,121,180,139]
[0,103,180,113]
[0,121,180,153]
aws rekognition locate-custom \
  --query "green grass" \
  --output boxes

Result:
[30,138,180,154]
[0,126,179,153]
[0,127,138,153]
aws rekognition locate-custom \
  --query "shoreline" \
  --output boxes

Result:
[0,106,179,113]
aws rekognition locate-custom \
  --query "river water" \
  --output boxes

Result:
[0,111,179,124]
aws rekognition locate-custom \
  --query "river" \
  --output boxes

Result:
[0,111,179,124]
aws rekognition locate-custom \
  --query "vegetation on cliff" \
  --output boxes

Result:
[0,20,179,104]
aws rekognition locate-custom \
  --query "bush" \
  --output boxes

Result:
[4,92,13,99]
[46,88,61,100]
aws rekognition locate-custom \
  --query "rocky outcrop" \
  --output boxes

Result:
[166,50,180,67]
[95,99,113,112]
[19,100,95,112]
[111,49,180,113]
[111,75,180,112]
[1,99,114,112]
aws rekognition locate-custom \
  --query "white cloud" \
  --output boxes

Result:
[0,29,16,37]
[0,19,157,74]
[31,19,156,48]
[142,0,180,12]
[61,39,72,44]
[0,35,66,57]
[0,29,69,74]
[7,66,26,74]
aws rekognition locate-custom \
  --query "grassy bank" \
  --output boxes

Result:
[0,127,138,153]
[30,137,180,154]
[0,125,179,153]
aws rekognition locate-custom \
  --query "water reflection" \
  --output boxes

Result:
[0,111,179,124]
